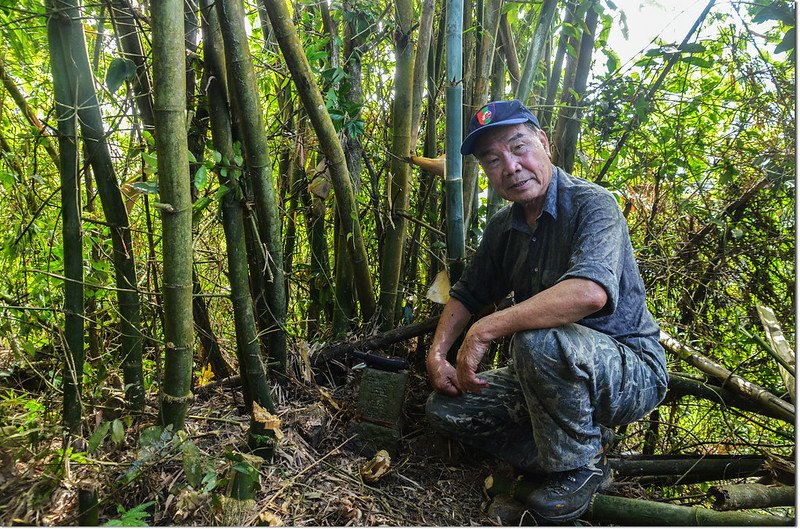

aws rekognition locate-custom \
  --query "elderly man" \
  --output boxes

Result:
[425,100,668,523]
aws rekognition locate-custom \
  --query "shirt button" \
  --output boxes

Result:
[534,267,539,272]
[532,237,537,242]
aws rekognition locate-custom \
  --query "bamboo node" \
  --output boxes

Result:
[162,392,194,404]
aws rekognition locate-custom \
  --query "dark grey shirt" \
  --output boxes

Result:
[451,166,665,373]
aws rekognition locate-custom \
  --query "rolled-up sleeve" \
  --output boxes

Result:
[558,190,625,316]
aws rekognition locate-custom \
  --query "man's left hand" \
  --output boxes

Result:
[456,324,490,393]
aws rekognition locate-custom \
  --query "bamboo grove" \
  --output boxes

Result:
[0,0,795,498]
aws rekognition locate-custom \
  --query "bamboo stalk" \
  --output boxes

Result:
[588,494,793,526]
[47,5,84,435]
[260,0,376,320]
[660,331,794,422]
[153,0,194,430]
[709,483,795,511]
[756,304,796,403]
[485,475,794,526]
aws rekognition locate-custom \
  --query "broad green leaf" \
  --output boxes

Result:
[194,165,208,190]
[679,56,714,68]
[88,422,111,452]
[775,27,795,55]
[129,181,159,195]
[106,58,137,94]
[110,418,124,444]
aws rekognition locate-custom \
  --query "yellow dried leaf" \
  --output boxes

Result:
[252,402,284,440]
[196,363,215,387]
[308,175,331,199]
[360,449,391,483]
[425,269,451,304]
[318,387,341,411]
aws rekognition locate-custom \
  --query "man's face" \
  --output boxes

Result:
[474,123,553,209]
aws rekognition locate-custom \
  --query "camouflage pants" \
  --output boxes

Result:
[425,323,668,473]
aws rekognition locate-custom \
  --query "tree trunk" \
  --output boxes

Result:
[497,13,520,93]
[47,8,84,435]
[152,0,194,430]
[379,0,416,330]
[200,0,276,454]
[756,304,796,403]
[216,0,288,378]
[49,0,145,411]
[261,0,376,321]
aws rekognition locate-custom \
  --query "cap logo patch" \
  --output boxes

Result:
[477,104,495,126]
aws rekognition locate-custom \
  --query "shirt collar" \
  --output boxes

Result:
[510,165,559,233]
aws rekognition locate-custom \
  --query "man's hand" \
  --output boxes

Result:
[455,324,490,393]
[426,356,461,396]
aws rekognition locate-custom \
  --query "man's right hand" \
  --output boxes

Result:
[426,356,461,396]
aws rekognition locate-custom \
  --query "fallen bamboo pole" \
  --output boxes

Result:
[484,475,794,526]
[312,315,440,366]
[709,483,795,511]
[588,494,794,526]
[660,331,795,423]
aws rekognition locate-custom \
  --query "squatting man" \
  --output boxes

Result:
[425,99,668,523]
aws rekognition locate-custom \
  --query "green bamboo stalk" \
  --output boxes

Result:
[485,475,793,526]
[260,0,376,321]
[552,1,598,173]
[49,0,145,411]
[216,0,287,377]
[445,0,466,282]
[588,494,794,526]
[486,36,507,220]
[379,0,417,329]
[709,484,795,511]
[152,0,194,430]
[514,0,559,105]
[108,0,155,129]
[201,0,275,455]
[47,5,84,435]
[462,0,503,230]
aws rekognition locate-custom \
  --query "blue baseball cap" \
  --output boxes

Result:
[460,99,541,155]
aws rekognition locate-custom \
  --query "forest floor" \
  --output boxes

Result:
[0,342,794,526]
[0,349,507,526]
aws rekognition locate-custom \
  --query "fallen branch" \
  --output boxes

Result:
[610,455,767,484]
[709,483,795,511]
[587,494,794,526]
[756,304,796,404]
[484,475,793,525]
[660,331,794,423]
[666,372,790,422]
[312,315,440,367]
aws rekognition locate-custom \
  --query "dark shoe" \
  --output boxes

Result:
[524,451,611,523]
